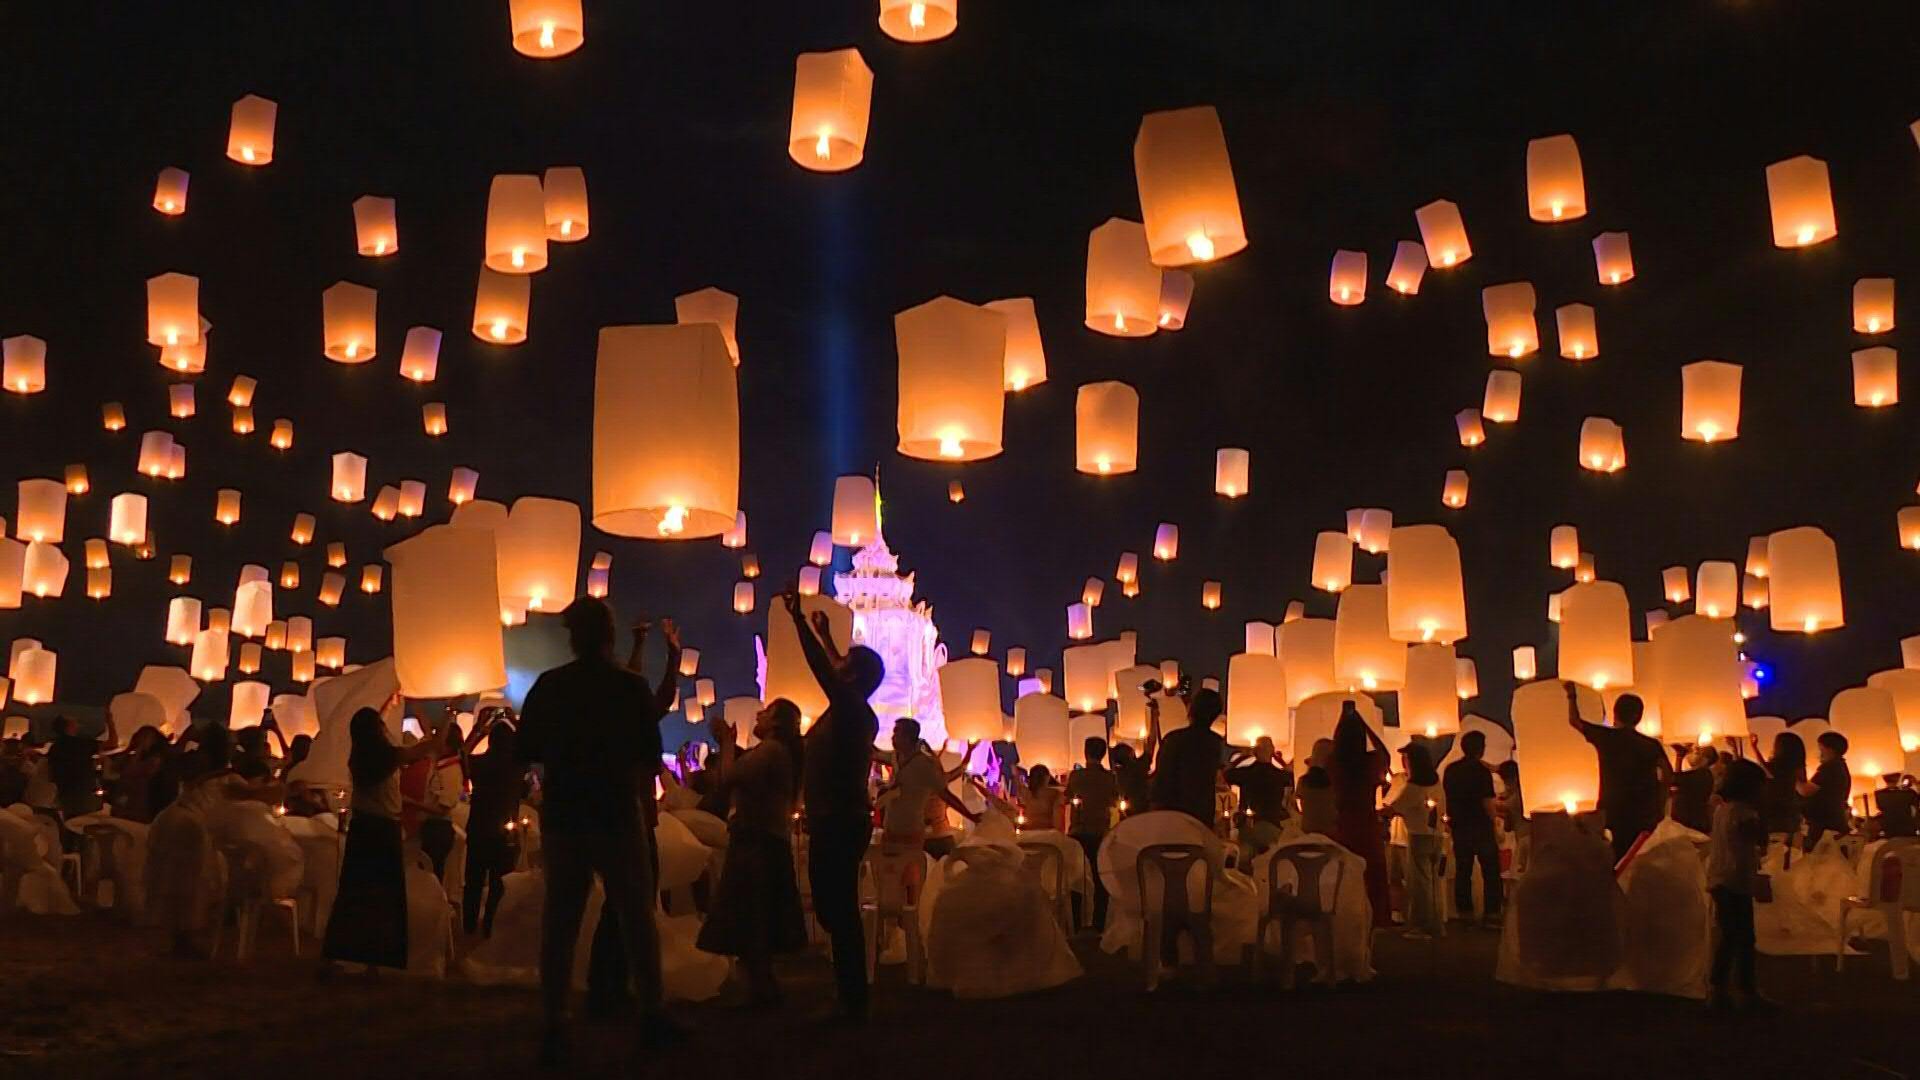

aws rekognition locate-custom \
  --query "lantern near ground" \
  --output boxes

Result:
[1075,381,1138,475]
[1853,278,1894,334]
[1386,241,1427,295]
[3,336,45,394]
[939,658,1002,743]
[1455,408,1485,448]
[322,282,378,362]
[146,273,200,347]
[1513,680,1604,812]
[1655,614,1746,744]
[1765,155,1836,247]
[1695,561,1738,618]
[473,267,531,344]
[153,167,189,214]
[1153,523,1178,561]
[879,0,957,42]
[226,94,277,165]
[1831,687,1904,794]
[543,166,589,240]
[1866,669,1920,749]
[1329,250,1366,305]
[1560,581,1634,691]
[984,298,1046,391]
[1578,417,1626,473]
[352,196,398,257]
[1311,530,1352,592]
[1484,370,1521,423]
[1591,232,1634,285]
[1402,643,1460,738]
[895,296,1006,462]
[763,596,852,723]
[215,489,241,526]
[591,323,739,539]
[789,48,873,172]
[1134,105,1245,267]
[1554,304,1598,361]
[1680,360,1742,442]
[1333,584,1406,691]
[110,493,148,546]
[1226,652,1289,744]
[332,452,368,503]
[1386,525,1467,643]
[1526,134,1586,222]
[1853,347,1897,407]
[1415,199,1471,268]
[1291,693,1385,772]
[1157,270,1194,330]
[1215,448,1250,497]
[1767,526,1843,632]
[386,525,508,698]
[1456,657,1479,699]
[1442,470,1468,509]
[831,475,877,546]
[1085,219,1161,336]
[1482,282,1539,359]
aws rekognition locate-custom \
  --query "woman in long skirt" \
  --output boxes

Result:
[323,708,442,971]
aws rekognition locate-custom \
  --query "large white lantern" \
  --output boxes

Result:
[1385,524,1466,644]
[1559,581,1634,691]
[895,296,1006,462]
[1075,381,1138,475]
[1333,584,1406,692]
[386,525,508,698]
[1133,105,1246,267]
[591,324,739,538]
[1085,219,1162,336]
[939,658,1003,743]
[1767,527,1843,633]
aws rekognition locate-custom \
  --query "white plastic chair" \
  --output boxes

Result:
[861,846,926,984]
[211,842,300,961]
[1135,843,1214,991]
[1254,843,1344,988]
[1018,841,1072,932]
[1836,838,1920,980]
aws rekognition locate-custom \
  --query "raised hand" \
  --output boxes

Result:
[660,617,681,650]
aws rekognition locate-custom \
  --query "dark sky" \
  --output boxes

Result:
[3,1,1918,727]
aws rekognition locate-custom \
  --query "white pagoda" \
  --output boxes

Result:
[833,496,948,747]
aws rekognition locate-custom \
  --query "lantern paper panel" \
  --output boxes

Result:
[1662,566,1690,603]
[387,525,508,698]
[146,273,200,347]
[1013,693,1072,773]
[789,48,874,172]
[1767,526,1843,632]
[1525,134,1586,222]
[110,493,148,546]
[1853,278,1894,335]
[322,282,378,363]
[1654,614,1747,744]
[401,327,442,381]
[497,496,581,613]
[1853,347,1897,407]
[1075,381,1138,475]
[674,289,741,368]
[1333,584,1406,691]
[879,0,958,43]
[226,94,277,165]
[1591,231,1634,285]
[1386,241,1427,295]
[544,166,590,241]
[1695,560,1739,618]
[831,474,878,546]
[1578,417,1626,473]
[485,175,548,274]
[591,324,739,539]
[1556,304,1598,361]
[894,297,1006,462]
[1680,360,1742,442]
[985,297,1046,391]
[353,195,398,257]
[1214,448,1249,497]
[1512,679,1606,812]
[1402,642,1461,738]
[1456,657,1479,700]
[3,336,45,394]
[1442,469,1469,508]
[154,167,189,214]
[473,267,531,344]
[1764,155,1836,248]
[1153,523,1178,560]
[16,479,66,543]
[940,658,1002,743]
[1157,270,1193,330]
[1482,282,1539,359]
[1456,409,1485,447]
[1134,105,1246,267]
[762,596,853,724]
[1559,581,1634,691]
[1484,370,1522,423]
[509,0,584,57]
[1830,687,1904,794]
[1329,250,1367,305]
[1085,219,1162,336]
[1385,525,1467,643]
[1415,199,1471,268]
[1226,652,1288,745]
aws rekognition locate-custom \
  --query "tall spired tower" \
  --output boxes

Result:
[832,485,948,746]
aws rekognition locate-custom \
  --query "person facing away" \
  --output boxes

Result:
[1150,688,1227,826]
[1873,775,1917,839]
[1796,731,1852,852]
[323,707,443,972]
[784,590,883,1024]
[1563,682,1671,862]
[1706,759,1770,1011]
[1065,735,1120,928]
[1670,743,1719,835]
[1226,736,1291,865]
[1494,759,1526,839]
[1386,743,1445,939]
[1297,738,1338,837]
[463,714,527,938]
[1442,730,1502,926]
[515,598,681,1065]
[1752,731,1806,838]
[1327,703,1392,926]
[48,712,118,819]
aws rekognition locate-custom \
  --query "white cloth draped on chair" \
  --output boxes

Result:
[917,812,1081,997]
[1251,833,1375,983]
[1757,833,1858,956]
[1097,810,1258,964]
[1,804,78,915]
[64,812,150,913]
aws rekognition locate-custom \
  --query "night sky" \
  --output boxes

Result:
[4,2,1918,728]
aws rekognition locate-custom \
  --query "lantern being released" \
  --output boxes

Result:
[544,166,590,241]
[322,282,378,362]
[895,297,1007,461]
[879,0,957,42]
[1075,381,1138,475]
[789,48,873,172]
[1853,278,1894,334]
[1483,370,1521,423]
[1482,282,1539,359]
[1830,687,1904,795]
[1329,250,1367,305]
[387,525,508,698]
[1695,561,1739,618]
[1525,134,1587,222]
[1767,526,1843,632]
[473,267,531,344]
[1385,525,1466,644]
[153,167,189,214]
[1655,614,1746,745]
[985,298,1046,391]
[1214,448,1250,497]
[939,658,1001,745]
[1414,199,1471,268]
[1333,584,1406,692]
[1402,643,1461,738]
[1386,241,1427,295]
[1591,232,1634,285]
[1852,347,1897,407]
[509,0,584,57]
[1764,155,1837,247]
[1578,417,1626,473]
[3,336,45,394]
[591,324,739,539]
[1513,680,1604,812]
[352,196,398,257]
[1085,219,1162,336]
[1559,581,1634,691]
[675,288,740,367]
[1680,360,1742,441]
[226,94,277,165]
[1133,105,1246,267]
[1226,652,1288,745]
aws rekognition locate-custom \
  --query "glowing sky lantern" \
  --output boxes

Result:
[225,94,277,165]
[1525,134,1587,221]
[1005,646,1027,678]
[894,296,1007,462]
[416,402,447,438]
[543,166,589,241]
[109,493,147,546]
[1085,218,1162,336]
[1764,155,1836,247]
[1551,303,1599,362]
[1385,240,1427,295]
[3,336,45,394]
[662,287,745,369]
[331,452,368,503]
[1680,360,1742,442]
[1483,369,1522,423]
[1559,581,1634,691]
[1852,347,1897,407]
[1767,526,1843,633]
[12,647,55,704]
[485,175,548,274]
[231,406,255,435]
[165,442,186,480]
[168,554,190,585]
[352,195,398,257]
[1654,614,1746,744]
[1311,530,1353,592]
[397,480,426,518]
[359,565,384,595]
[169,383,195,419]
[508,0,583,56]
[1386,525,1467,644]
[473,266,532,344]
[1082,578,1104,607]
[1133,104,1245,268]
[159,316,210,374]
[153,167,189,214]
[1574,553,1596,583]
[969,630,990,656]
[102,402,125,431]
[1899,507,1920,551]
[1512,679,1604,812]
[1333,584,1406,691]
[1329,250,1367,305]
[789,48,873,172]
[83,539,109,570]
[16,479,66,544]
[1742,573,1768,611]
[1075,381,1139,475]
[85,567,110,600]
[449,468,479,506]
[1661,566,1690,604]
[166,596,202,646]
[879,0,957,42]
[1865,669,1920,750]
[1695,561,1738,618]
[1244,620,1275,656]
[1577,417,1626,473]
[270,419,294,450]
[291,651,315,683]
[1226,652,1288,744]
[1156,270,1195,335]
[982,297,1047,391]
[1066,602,1092,641]
[386,525,508,698]
[1013,692,1072,772]
[1201,581,1222,609]
[716,510,747,550]
[214,489,241,526]
[1591,231,1634,285]
[316,637,347,670]
[1830,686,1903,794]
[1455,656,1479,700]
[191,628,229,682]
[1356,508,1392,555]
[21,543,62,598]
[1291,692,1384,773]
[1414,199,1471,268]
[146,273,199,348]
[1442,469,1469,509]
[1482,282,1539,359]
[1853,278,1894,334]
[279,562,299,589]
[1402,642,1460,738]
[233,579,272,639]
[1454,408,1486,449]
[318,572,345,607]
[1214,448,1250,497]
[763,595,852,723]
[1745,536,1770,579]
[939,658,1001,743]
[831,474,878,546]
[63,466,88,497]
[806,531,833,568]
[591,323,739,539]
[1269,618,1331,709]
[322,281,378,363]
[1062,640,1131,713]
[1153,523,1179,560]
[495,496,580,613]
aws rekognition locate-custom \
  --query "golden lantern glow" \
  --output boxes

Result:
[3,336,45,394]
[1830,687,1904,795]
[1559,581,1633,691]
[1525,134,1586,222]
[450,467,479,506]
[1482,282,1539,359]
[1456,657,1479,700]
[1013,692,1072,772]
[1575,553,1596,583]
[1766,526,1843,633]
[808,531,832,567]
[1899,506,1920,550]
[102,402,125,431]
[585,566,608,598]
[291,652,315,683]
[270,419,294,450]
[159,317,210,373]
[969,629,991,656]
[1591,231,1634,285]
[360,565,383,594]
[289,512,315,546]
[1511,644,1538,680]
[1852,346,1897,407]
[169,554,191,586]
[1742,573,1768,611]
[591,324,740,538]
[1553,303,1598,362]
[153,167,189,215]
[722,511,747,548]
[947,481,964,503]
[280,562,299,589]
[166,597,202,646]
[1355,508,1392,555]
[739,553,761,579]
[387,524,508,698]
[985,298,1046,391]
[12,647,55,704]
[797,566,821,596]
[398,481,426,519]
[284,616,313,655]
[1386,524,1467,644]
[1062,641,1131,714]
[895,296,1007,461]
[1075,381,1138,475]
[509,0,583,57]
[541,165,590,242]
[1133,104,1245,267]
[1333,584,1406,691]
[1745,536,1769,579]
[191,629,229,682]
[82,538,107,570]
[214,489,241,526]
[485,175,549,274]
[1226,652,1289,745]
[1214,448,1250,497]
[763,595,851,722]
[23,541,67,598]
[831,474,877,546]
[322,281,378,363]
[168,383,195,419]
[1853,278,1894,335]
[1329,250,1367,305]
[491,497,580,613]
[316,637,347,670]
[109,493,147,546]
[1695,560,1738,618]
[939,658,1002,744]
[326,543,347,572]
[1005,646,1027,678]
[231,406,255,435]
[1386,240,1427,295]
[226,94,277,165]
[352,196,398,257]
[400,327,442,382]
[233,580,272,639]
[879,0,957,43]
[165,442,186,480]
[473,266,531,344]
[1277,617,1335,707]
[1414,199,1471,268]
[1153,523,1179,561]
[1483,369,1521,423]
[1654,614,1745,744]
[1201,581,1222,610]
[1157,271,1194,331]
[788,48,873,172]
[1115,552,1139,584]
[1513,680,1605,812]
[62,465,88,497]
[376,485,410,519]
[1244,621,1275,656]
[1866,668,1920,749]
[1402,643,1461,738]
[1442,469,1469,509]
[1085,218,1162,336]
[146,273,200,348]
[1577,416,1626,473]
[332,452,368,503]
[1764,155,1836,248]
[1680,360,1741,442]
[423,403,448,437]
[1312,530,1353,593]
[1454,408,1485,448]
[1064,601,1094,641]
[674,288,740,366]
[1662,566,1690,604]
[229,679,268,723]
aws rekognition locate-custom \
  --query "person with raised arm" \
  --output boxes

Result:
[1563,679,1670,862]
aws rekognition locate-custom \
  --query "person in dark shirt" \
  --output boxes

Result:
[1796,731,1852,851]
[785,591,883,1024]
[1150,688,1226,825]
[1065,735,1119,928]
[1442,730,1501,925]
[1226,736,1290,864]
[1872,775,1916,839]
[516,598,681,1065]
[1669,744,1719,834]
[48,713,117,819]
[1564,682,1671,862]
[464,711,527,937]
[1752,731,1806,838]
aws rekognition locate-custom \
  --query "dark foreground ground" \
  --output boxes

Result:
[1,913,1915,1080]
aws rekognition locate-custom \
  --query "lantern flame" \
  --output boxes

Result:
[938,433,965,459]
[1796,225,1815,246]
[1562,795,1578,814]
[1185,231,1215,261]
[241,146,256,162]
[559,219,573,237]
[1550,202,1564,219]
[510,247,527,269]
[815,130,833,160]
[658,504,688,536]
[908,2,927,29]
[538,19,556,49]
[490,319,509,340]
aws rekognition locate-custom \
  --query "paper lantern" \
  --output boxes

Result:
[879,0,956,42]
[591,324,739,538]
[1134,105,1245,267]
[1559,581,1634,691]
[658,288,745,371]
[1525,134,1586,222]
[84,567,111,600]
[146,273,200,347]
[1402,643,1460,738]
[2,336,45,395]
[386,525,508,698]
[81,538,107,570]
[1547,591,1564,624]
[1546,305,1598,364]
[720,510,748,549]
[449,468,479,506]
[1115,553,1140,584]
[1066,602,1092,641]
[191,629,229,682]
[16,479,66,544]
[1899,506,1920,551]
[508,0,583,56]
[269,419,293,451]
[1414,199,1471,268]
[492,497,579,613]
[291,652,315,683]
[1660,566,1690,604]
[1386,525,1466,643]
[1333,584,1406,692]
[1654,614,1746,744]
[1577,417,1626,473]
[159,316,209,373]
[1483,370,1522,423]
[1511,645,1537,681]
[1241,620,1276,657]
[585,566,609,598]
[1444,412,1484,454]
[107,493,147,547]
[1695,561,1739,618]
[1442,470,1469,509]
[1075,381,1139,475]
[101,402,125,431]
[285,616,313,655]
[233,581,272,640]
[762,596,852,723]
[12,647,55,704]
[1767,526,1843,632]
[1265,616,1331,709]
[965,629,991,658]
[1214,448,1250,497]
[807,531,833,567]
[1062,641,1131,714]
[1456,657,1479,700]
[1512,679,1605,812]
[1082,578,1105,607]
[1742,573,1768,611]
[1853,278,1894,335]
[1743,536,1770,579]
[982,297,1046,391]
[789,48,873,172]
[392,326,444,383]
[279,562,299,589]
[165,443,186,479]
[1153,523,1178,561]
[321,282,378,363]
[1310,530,1353,593]
[1831,687,1904,793]
[318,573,344,607]
[947,481,965,504]
[422,403,448,437]
[357,566,382,595]
[1201,581,1222,610]
[1482,282,1539,359]
[1591,232,1634,285]
[1866,669,1920,749]
[1385,240,1427,295]
[153,167,189,214]
[214,489,241,527]
[397,481,426,518]
[828,474,878,547]
[989,645,1022,680]
[1764,155,1836,247]
[1291,692,1384,773]
[1673,359,1744,442]
[1084,219,1161,336]
[530,166,592,247]
[740,554,760,579]
[1013,693,1072,771]
[894,296,1006,461]
[230,406,255,436]
[1355,509,1392,555]
[935,657,1001,743]
[1226,652,1288,744]
[165,597,202,646]
[373,487,401,523]
[472,267,531,344]
[1156,271,1194,331]
[1853,347,1898,407]
[352,195,398,257]
[316,637,347,670]
[226,94,276,165]
[279,514,313,550]
[167,383,196,420]
[0,539,20,609]
[483,175,550,274]
[1329,250,1367,305]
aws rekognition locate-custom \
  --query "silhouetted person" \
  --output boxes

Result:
[323,708,442,972]
[1443,730,1500,926]
[463,714,526,937]
[1066,735,1119,927]
[1328,703,1391,925]
[1872,775,1916,839]
[1796,731,1851,852]
[1225,736,1291,865]
[1752,731,1806,839]
[1297,738,1337,836]
[1564,682,1670,862]
[1150,688,1226,825]
[1707,759,1769,1010]
[48,712,117,819]
[1670,744,1719,835]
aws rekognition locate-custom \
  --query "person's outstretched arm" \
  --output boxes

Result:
[652,617,683,715]
[1142,699,1162,768]
[785,593,838,693]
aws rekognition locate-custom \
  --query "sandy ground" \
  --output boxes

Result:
[2,912,1917,1080]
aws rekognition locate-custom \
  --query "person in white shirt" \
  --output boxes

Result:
[1385,743,1445,938]
[876,720,978,855]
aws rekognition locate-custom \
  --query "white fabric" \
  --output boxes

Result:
[1606,818,1709,998]
[208,799,305,900]
[919,812,1082,997]
[1096,810,1258,964]
[285,659,400,790]
[1250,833,1375,983]
[404,854,453,977]
[1495,816,1628,990]
[65,812,150,913]
[1009,827,1088,899]
[1846,839,1920,964]
[1757,833,1857,955]
[1,804,77,915]
[280,814,342,933]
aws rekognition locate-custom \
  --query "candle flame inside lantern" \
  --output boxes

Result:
[539,20,556,49]
[658,504,688,536]
[909,2,926,29]
[938,433,964,459]
[815,130,833,160]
